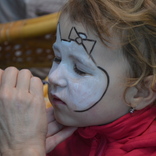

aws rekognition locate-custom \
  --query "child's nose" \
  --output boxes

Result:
[48,66,67,87]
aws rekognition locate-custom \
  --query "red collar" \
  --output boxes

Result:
[77,105,156,142]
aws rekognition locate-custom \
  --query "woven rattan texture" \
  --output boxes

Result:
[0,33,55,69]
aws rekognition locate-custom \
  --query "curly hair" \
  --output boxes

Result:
[60,0,156,93]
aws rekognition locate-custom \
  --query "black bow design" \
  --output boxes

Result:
[68,27,96,54]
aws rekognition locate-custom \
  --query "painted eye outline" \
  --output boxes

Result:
[74,65,87,76]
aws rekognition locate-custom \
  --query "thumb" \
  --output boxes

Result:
[46,127,77,153]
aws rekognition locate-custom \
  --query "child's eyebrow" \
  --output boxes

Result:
[53,43,97,66]
[69,53,97,67]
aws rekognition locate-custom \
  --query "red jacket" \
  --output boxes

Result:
[47,106,156,156]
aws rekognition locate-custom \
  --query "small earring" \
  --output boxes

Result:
[129,107,135,114]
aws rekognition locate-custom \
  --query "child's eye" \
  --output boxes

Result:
[74,65,86,76]
[53,57,61,64]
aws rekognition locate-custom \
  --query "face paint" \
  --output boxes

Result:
[49,24,109,112]
[48,14,131,127]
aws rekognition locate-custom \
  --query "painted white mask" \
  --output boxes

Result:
[48,24,109,112]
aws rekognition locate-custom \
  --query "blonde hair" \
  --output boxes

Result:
[61,0,156,93]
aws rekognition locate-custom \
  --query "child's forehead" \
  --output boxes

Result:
[59,15,91,41]
[59,13,121,47]
[58,14,124,68]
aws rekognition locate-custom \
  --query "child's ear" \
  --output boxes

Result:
[126,75,156,110]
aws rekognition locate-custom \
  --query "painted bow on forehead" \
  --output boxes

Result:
[68,27,96,54]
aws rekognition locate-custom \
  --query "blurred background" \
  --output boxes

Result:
[0,0,67,79]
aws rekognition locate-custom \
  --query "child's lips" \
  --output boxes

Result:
[52,95,66,105]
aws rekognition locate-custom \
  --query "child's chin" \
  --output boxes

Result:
[53,111,88,127]
[55,117,80,127]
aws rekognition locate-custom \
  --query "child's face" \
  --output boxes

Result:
[48,14,131,127]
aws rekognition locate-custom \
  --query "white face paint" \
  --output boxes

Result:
[48,14,131,127]
[48,24,109,111]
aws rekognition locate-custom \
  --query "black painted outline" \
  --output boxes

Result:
[74,67,109,112]
[68,27,96,54]
[58,23,96,55]
[58,23,110,112]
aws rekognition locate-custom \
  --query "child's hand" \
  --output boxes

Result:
[0,67,47,155]
[46,107,77,153]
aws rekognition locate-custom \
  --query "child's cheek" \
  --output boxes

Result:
[67,71,109,111]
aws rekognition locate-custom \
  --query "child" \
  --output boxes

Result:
[0,0,156,156]
[47,0,156,155]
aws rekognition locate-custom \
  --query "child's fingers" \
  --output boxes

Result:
[16,69,32,91]
[29,76,43,96]
[1,67,18,88]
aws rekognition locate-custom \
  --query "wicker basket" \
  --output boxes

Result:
[0,12,60,69]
